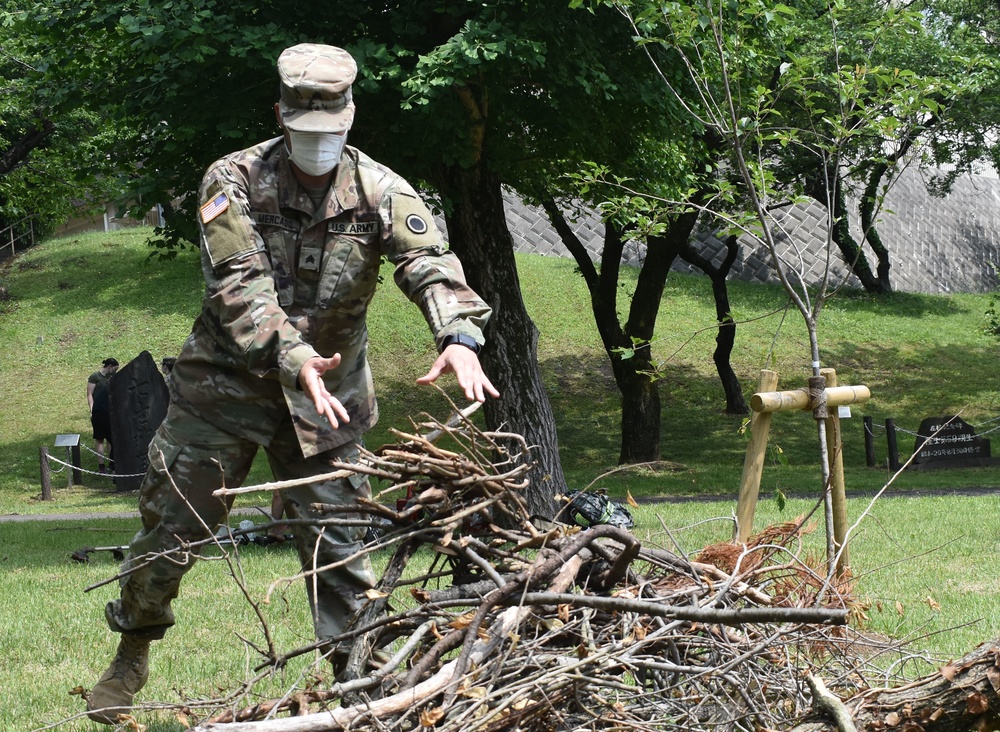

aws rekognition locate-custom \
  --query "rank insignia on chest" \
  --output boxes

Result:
[299,246,322,272]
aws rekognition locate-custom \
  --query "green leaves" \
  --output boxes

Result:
[613,335,651,362]
[4,0,308,235]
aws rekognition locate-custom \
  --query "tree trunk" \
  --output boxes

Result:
[679,235,749,416]
[789,637,1000,732]
[438,163,567,518]
[859,161,898,296]
[855,120,932,298]
[540,203,666,464]
[617,367,661,463]
[542,198,734,464]
[806,168,883,294]
[0,117,56,177]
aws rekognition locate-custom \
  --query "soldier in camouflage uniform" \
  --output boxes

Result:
[87,43,498,725]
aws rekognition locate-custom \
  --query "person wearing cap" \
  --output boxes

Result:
[86,43,498,724]
[159,356,176,378]
[86,358,119,474]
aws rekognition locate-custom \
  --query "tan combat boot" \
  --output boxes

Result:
[86,636,150,725]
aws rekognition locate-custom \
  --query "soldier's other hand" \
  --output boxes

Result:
[299,355,350,428]
[416,345,500,403]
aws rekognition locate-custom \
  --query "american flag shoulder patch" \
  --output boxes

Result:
[200,192,230,224]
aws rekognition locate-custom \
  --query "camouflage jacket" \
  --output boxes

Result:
[169,138,491,457]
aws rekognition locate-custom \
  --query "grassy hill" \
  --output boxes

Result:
[2,227,1000,516]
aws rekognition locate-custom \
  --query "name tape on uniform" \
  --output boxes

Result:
[252,212,300,231]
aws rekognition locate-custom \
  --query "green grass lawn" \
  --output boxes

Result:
[2,228,1000,729]
[0,518,316,731]
[2,493,999,731]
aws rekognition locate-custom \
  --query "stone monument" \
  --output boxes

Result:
[107,350,169,491]
[910,415,993,469]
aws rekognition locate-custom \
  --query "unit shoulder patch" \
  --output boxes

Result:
[390,193,442,251]
[405,214,428,234]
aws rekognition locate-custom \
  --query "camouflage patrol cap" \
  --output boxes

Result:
[277,44,357,133]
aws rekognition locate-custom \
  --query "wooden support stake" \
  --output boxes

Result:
[821,368,849,575]
[734,370,779,543]
[39,446,52,501]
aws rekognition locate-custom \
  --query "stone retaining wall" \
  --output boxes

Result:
[501,166,1000,295]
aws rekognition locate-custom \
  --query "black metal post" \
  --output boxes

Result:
[886,418,901,472]
[863,416,876,467]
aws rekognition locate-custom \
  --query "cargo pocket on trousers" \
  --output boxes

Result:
[136,432,187,523]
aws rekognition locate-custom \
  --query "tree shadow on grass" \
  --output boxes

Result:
[823,340,1000,425]
[719,275,974,319]
[8,334,997,519]
[825,287,973,318]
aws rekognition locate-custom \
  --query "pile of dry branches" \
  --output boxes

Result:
[170,407,997,732]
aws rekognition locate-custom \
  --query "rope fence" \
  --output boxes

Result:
[45,452,144,479]
[38,443,145,501]
[36,410,998,502]
[864,414,1000,441]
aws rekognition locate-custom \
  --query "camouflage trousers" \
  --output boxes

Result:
[105,402,376,644]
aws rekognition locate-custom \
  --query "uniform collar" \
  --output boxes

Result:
[276,140,359,220]
[330,149,360,213]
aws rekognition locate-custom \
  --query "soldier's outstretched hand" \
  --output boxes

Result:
[417,345,500,403]
[299,355,351,428]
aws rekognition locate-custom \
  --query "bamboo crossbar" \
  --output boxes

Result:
[750,384,871,414]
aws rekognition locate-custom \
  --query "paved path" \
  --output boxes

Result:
[4,486,999,524]
[0,506,269,523]
[633,485,1000,504]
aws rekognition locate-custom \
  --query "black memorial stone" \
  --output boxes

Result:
[910,415,993,469]
[108,350,170,491]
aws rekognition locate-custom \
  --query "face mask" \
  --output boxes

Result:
[286,130,347,176]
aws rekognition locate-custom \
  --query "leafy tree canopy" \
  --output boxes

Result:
[1,0,128,232]
[8,0,697,248]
